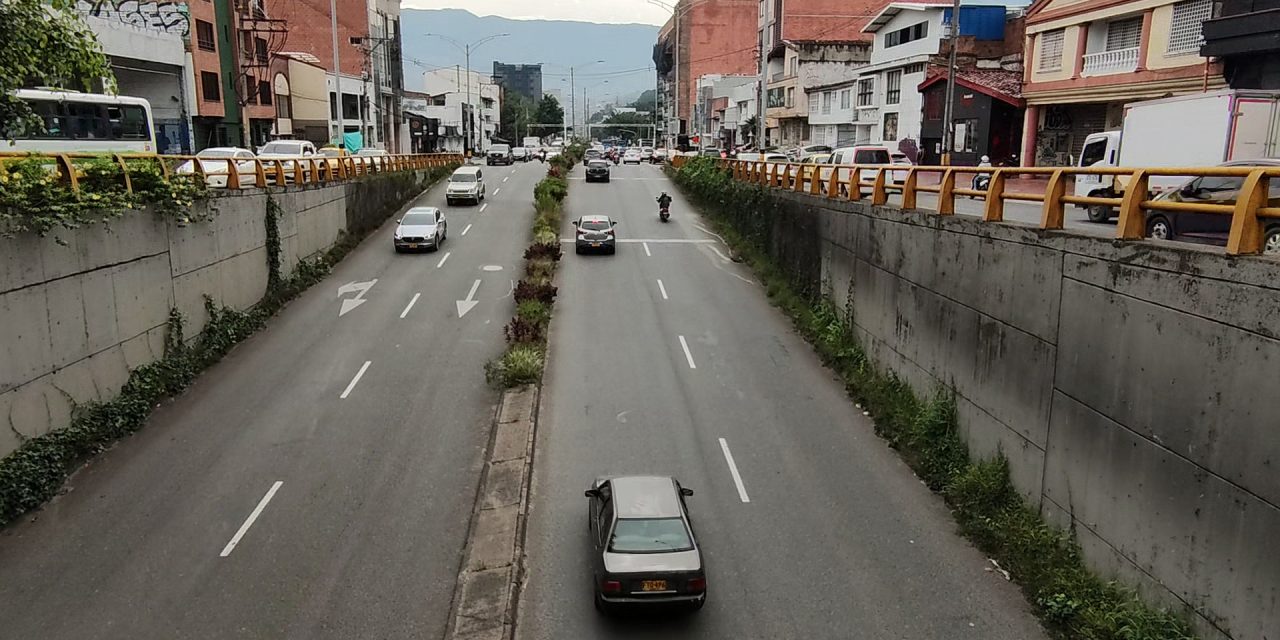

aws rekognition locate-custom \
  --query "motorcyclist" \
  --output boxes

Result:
[657,192,673,212]
[972,155,992,192]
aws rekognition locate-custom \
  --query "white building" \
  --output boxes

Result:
[328,71,375,146]
[421,68,502,153]
[693,74,757,149]
[806,79,860,147]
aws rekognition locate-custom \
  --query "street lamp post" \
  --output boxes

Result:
[425,32,509,155]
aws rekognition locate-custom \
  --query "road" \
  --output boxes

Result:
[516,161,1050,639]
[0,160,542,638]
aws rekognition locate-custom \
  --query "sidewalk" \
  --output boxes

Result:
[916,171,1051,194]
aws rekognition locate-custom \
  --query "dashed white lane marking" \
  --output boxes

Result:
[480,203,488,213]
[719,439,751,503]
[558,238,715,244]
[400,293,420,319]
[462,224,473,236]
[340,361,371,399]
[657,279,668,300]
[503,176,509,182]
[493,188,500,195]
[220,481,284,557]
[436,252,451,268]
[643,242,652,257]
[678,335,697,370]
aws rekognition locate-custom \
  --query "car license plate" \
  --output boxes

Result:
[591,242,601,247]
[641,580,667,592]
[407,244,417,249]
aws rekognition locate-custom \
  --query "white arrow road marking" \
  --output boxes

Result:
[340,361,371,399]
[657,279,668,300]
[436,252,451,269]
[456,279,482,318]
[719,438,751,503]
[338,279,377,317]
[400,293,421,319]
[678,335,697,369]
[220,481,283,557]
[462,224,473,236]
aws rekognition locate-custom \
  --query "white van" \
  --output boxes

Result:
[446,166,485,206]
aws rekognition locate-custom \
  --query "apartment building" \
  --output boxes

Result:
[1020,0,1222,166]
[767,39,871,147]
[422,68,502,154]
[694,74,758,147]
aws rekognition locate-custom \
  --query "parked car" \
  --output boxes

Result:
[789,144,832,161]
[574,214,618,254]
[1145,159,1280,254]
[355,148,388,169]
[175,147,257,187]
[824,145,893,194]
[585,159,611,183]
[586,476,706,614]
[641,147,655,162]
[257,139,318,181]
[623,149,643,164]
[318,146,352,176]
[393,206,447,253]
[486,144,513,166]
[890,152,913,184]
[512,147,529,162]
[446,166,486,205]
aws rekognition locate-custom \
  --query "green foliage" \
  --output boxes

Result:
[534,175,568,204]
[667,157,1199,640]
[0,163,458,526]
[0,0,113,137]
[485,345,545,387]
[500,93,536,143]
[514,280,557,305]
[516,299,552,327]
[535,94,565,126]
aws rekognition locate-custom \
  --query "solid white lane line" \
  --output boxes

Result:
[557,238,715,244]
[399,293,421,319]
[710,246,731,262]
[678,335,697,369]
[340,361,371,399]
[480,203,488,213]
[436,252,451,268]
[657,279,669,300]
[718,438,751,503]
[220,481,284,557]
[643,242,652,257]
[462,224,473,236]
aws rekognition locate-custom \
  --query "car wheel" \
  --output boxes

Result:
[1087,204,1113,223]
[1146,215,1174,241]
[1264,226,1280,255]
[575,246,583,255]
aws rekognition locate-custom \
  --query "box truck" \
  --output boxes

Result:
[1073,89,1280,222]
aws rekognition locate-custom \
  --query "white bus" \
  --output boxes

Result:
[5,89,157,154]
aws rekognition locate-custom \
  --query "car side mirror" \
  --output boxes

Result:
[585,488,601,498]
[396,218,401,223]
[680,487,694,497]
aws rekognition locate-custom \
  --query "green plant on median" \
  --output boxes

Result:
[667,155,1197,640]
[0,164,458,526]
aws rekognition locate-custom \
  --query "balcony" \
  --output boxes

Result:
[1082,47,1139,76]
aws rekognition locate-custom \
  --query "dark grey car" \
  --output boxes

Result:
[585,159,611,183]
[585,476,706,614]
[574,215,617,254]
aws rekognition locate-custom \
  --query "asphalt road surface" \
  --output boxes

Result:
[516,161,1050,639]
[0,160,542,638]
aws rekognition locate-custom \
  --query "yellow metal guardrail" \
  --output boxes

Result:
[669,155,1279,257]
[0,151,465,194]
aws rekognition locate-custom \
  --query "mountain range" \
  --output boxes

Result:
[399,9,661,106]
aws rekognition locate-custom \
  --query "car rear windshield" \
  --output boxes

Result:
[588,161,608,168]
[490,145,510,153]
[401,211,435,225]
[580,219,611,231]
[609,518,693,553]
[197,149,238,158]
[451,173,477,183]
[261,142,303,155]
[854,149,890,164]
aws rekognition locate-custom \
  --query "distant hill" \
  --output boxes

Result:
[400,9,660,105]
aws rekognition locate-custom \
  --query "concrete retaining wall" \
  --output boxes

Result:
[0,169,436,460]
[767,190,1279,640]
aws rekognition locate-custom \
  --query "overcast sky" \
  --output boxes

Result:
[401,0,672,26]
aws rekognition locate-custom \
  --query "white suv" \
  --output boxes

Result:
[446,166,486,206]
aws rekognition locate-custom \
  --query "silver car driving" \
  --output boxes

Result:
[585,476,706,614]
[393,207,447,252]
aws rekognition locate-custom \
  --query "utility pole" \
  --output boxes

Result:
[330,0,344,148]
[570,67,576,141]
[941,0,961,165]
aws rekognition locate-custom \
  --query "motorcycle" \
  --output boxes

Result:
[658,200,671,222]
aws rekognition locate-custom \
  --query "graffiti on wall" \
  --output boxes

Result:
[76,0,190,37]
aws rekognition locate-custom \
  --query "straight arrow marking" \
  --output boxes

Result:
[456,279,482,318]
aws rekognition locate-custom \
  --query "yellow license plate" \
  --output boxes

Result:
[407,244,418,249]
[641,580,667,592]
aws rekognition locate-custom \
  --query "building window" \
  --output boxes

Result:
[1106,16,1143,51]
[885,70,902,105]
[201,71,220,102]
[259,81,272,105]
[276,95,291,119]
[883,112,898,142]
[786,87,794,108]
[903,62,926,74]
[1168,0,1212,55]
[196,19,216,52]
[924,89,943,120]
[255,37,268,63]
[884,21,928,47]
[840,89,850,109]
[857,78,874,106]
[789,56,797,76]
[810,93,819,114]
[822,91,832,115]
[1038,29,1065,71]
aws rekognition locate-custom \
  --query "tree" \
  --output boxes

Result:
[534,95,564,126]
[739,115,758,146]
[1,0,113,138]
[630,89,656,114]
[499,93,534,142]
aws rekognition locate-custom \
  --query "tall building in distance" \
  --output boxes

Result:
[493,62,544,101]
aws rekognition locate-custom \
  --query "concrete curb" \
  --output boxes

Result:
[445,384,540,640]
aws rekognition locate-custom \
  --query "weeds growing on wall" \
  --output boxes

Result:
[668,156,1197,640]
[485,144,583,388]
[0,164,458,527]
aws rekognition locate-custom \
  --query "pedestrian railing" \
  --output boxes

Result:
[0,151,464,195]
[668,156,1280,257]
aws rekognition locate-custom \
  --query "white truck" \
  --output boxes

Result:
[1074,89,1280,222]
[522,136,542,149]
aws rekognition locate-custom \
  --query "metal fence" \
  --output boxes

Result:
[670,156,1280,257]
[0,152,465,195]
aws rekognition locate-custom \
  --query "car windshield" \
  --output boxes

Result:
[589,161,608,168]
[580,219,611,231]
[490,145,510,153]
[609,518,693,553]
[401,211,436,226]
[451,173,477,183]
[319,149,343,157]
[197,149,237,158]
[261,142,302,155]
[854,149,890,164]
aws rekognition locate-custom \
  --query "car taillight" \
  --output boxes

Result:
[687,577,706,593]
[602,580,622,593]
